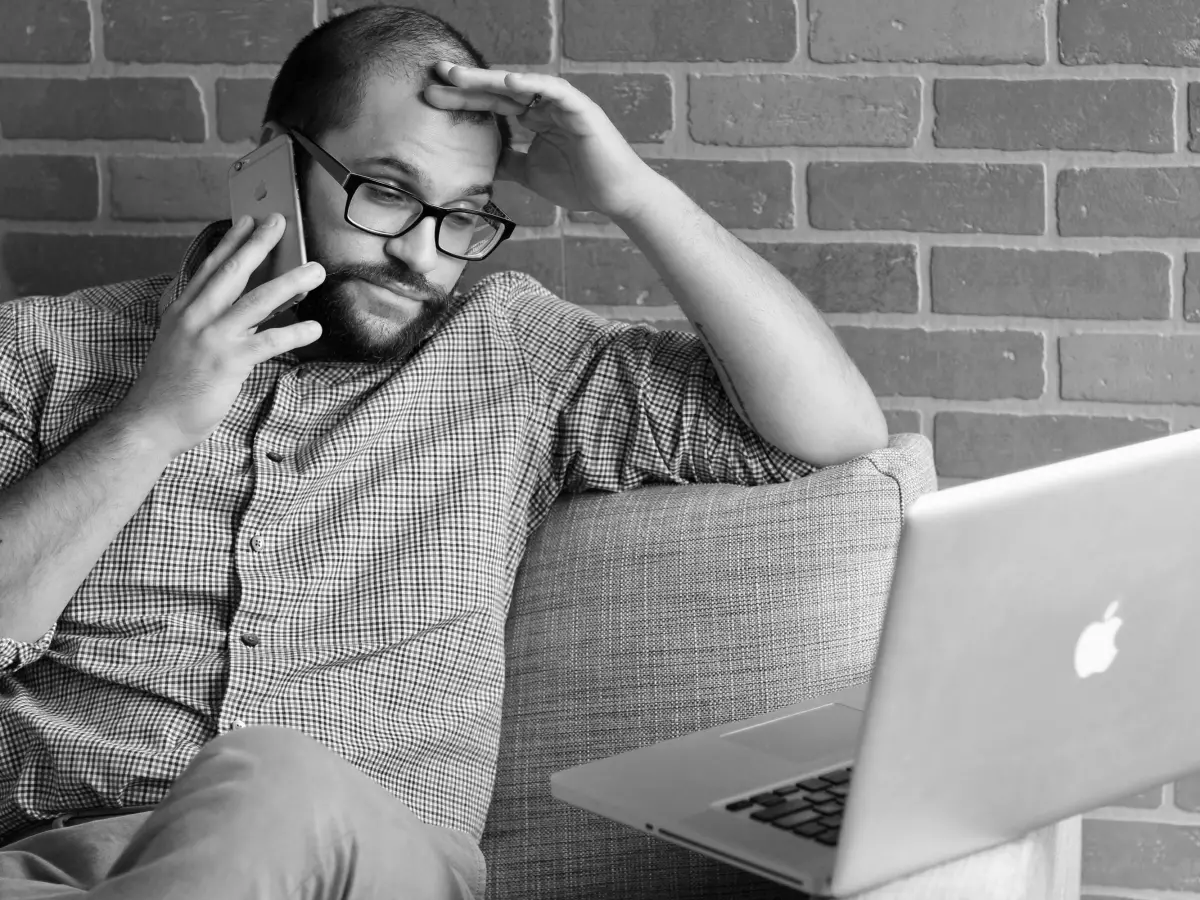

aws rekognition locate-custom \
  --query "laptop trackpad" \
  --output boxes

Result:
[719,703,861,765]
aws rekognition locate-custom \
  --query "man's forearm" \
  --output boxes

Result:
[612,171,887,468]
[0,409,176,644]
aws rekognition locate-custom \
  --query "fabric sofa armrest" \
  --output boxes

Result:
[484,433,948,898]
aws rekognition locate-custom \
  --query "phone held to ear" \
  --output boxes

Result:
[227,133,309,316]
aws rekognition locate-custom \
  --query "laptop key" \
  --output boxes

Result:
[725,798,756,812]
[813,801,842,815]
[751,792,785,807]
[814,829,840,846]
[820,769,851,785]
[817,813,843,828]
[806,790,835,804]
[772,809,821,829]
[828,784,849,797]
[750,799,812,822]
[794,821,825,838]
[797,778,828,791]
[773,784,802,796]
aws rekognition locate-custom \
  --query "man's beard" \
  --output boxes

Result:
[290,260,459,365]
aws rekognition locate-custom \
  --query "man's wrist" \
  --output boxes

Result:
[605,168,683,230]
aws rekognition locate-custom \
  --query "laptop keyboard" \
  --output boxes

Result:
[723,766,851,847]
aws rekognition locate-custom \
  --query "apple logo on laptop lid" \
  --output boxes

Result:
[1074,600,1123,679]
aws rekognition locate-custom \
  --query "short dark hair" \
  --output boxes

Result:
[262,5,511,154]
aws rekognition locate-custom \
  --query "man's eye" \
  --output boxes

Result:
[363,184,410,205]
[446,211,479,228]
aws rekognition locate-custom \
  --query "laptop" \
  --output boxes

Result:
[551,426,1200,896]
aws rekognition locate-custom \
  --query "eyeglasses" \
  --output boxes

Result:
[282,124,516,262]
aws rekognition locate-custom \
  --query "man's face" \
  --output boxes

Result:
[289,72,501,364]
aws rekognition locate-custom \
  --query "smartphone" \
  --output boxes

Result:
[227,133,308,314]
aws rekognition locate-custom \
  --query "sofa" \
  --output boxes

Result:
[480,432,1082,899]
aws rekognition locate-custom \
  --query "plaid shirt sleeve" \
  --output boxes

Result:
[0,301,58,671]
[499,272,817,493]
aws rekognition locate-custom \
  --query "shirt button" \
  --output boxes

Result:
[250,535,264,552]
[266,451,283,462]
[232,719,247,729]
[240,633,260,647]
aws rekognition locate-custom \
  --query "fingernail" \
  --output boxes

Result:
[238,214,253,229]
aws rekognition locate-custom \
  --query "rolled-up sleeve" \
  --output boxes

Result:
[501,272,817,494]
[0,301,56,671]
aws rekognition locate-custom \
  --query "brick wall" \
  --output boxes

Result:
[1,0,1198,892]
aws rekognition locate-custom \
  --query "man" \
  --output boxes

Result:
[0,5,886,899]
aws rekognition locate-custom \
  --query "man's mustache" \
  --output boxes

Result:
[319,262,447,304]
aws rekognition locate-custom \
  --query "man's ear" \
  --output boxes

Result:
[258,121,284,146]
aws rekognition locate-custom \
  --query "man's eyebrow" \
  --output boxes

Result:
[360,155,493,200]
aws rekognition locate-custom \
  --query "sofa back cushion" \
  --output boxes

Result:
[483,433,937,898]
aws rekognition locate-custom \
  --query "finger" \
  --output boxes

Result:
[246,318,324,364]
[173,214,257,310]
[225,260,326,332]
[185,214,287,324]
[424,84,528,117]
[435,62,589,114]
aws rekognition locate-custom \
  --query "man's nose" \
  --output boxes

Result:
[384,216,440,276]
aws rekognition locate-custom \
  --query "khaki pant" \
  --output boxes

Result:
[0,726,486,899]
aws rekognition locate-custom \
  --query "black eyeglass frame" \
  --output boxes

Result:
[281,124,517,262]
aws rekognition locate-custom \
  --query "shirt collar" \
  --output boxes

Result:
[156,220,233,321]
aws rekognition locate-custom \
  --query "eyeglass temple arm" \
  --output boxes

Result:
[277,124,354,191]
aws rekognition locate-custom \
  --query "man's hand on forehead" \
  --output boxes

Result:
[423,60,663,223]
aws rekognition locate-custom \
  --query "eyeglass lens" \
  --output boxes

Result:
[349,182,503,259]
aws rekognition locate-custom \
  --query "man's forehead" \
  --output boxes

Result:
[333,76,500,198]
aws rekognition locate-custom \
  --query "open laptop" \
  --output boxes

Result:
[551,427,1200,896]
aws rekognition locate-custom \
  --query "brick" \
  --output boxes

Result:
[0,79,205,142]
[1061,334,1200,404]
[1189,84,1200,153]
[1060,0,1200,66]
[1175,772,1200,810]
[102,0,312,64]
[809,163,1043,235]
[564,0,796,62]
[934,79,1174,152]
[1059,168,1200,237]
[564,239,670,307]
[3,233,195,299]
[1082,820,1200,890]
[650,160,792,230]
[457,238,563,297]
[566,74,673,143]
[0,156,98,222]
[931,248,1170,320]
[1185,253,1200,323]
[884,409,920,435]
[329,0,553,65]
[0,0,90,63]
[809,0,1045,65]
[749,242,918,314]
[216,79,273,144]
[690,75,920,147]
[110,157,238,222]
[834,328,1045,400]
[934,413,1168,479]
[491,181,557,228]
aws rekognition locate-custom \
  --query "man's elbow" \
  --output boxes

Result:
[804,416,889,469]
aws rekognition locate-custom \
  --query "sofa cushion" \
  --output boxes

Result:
[483,432,937,899]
